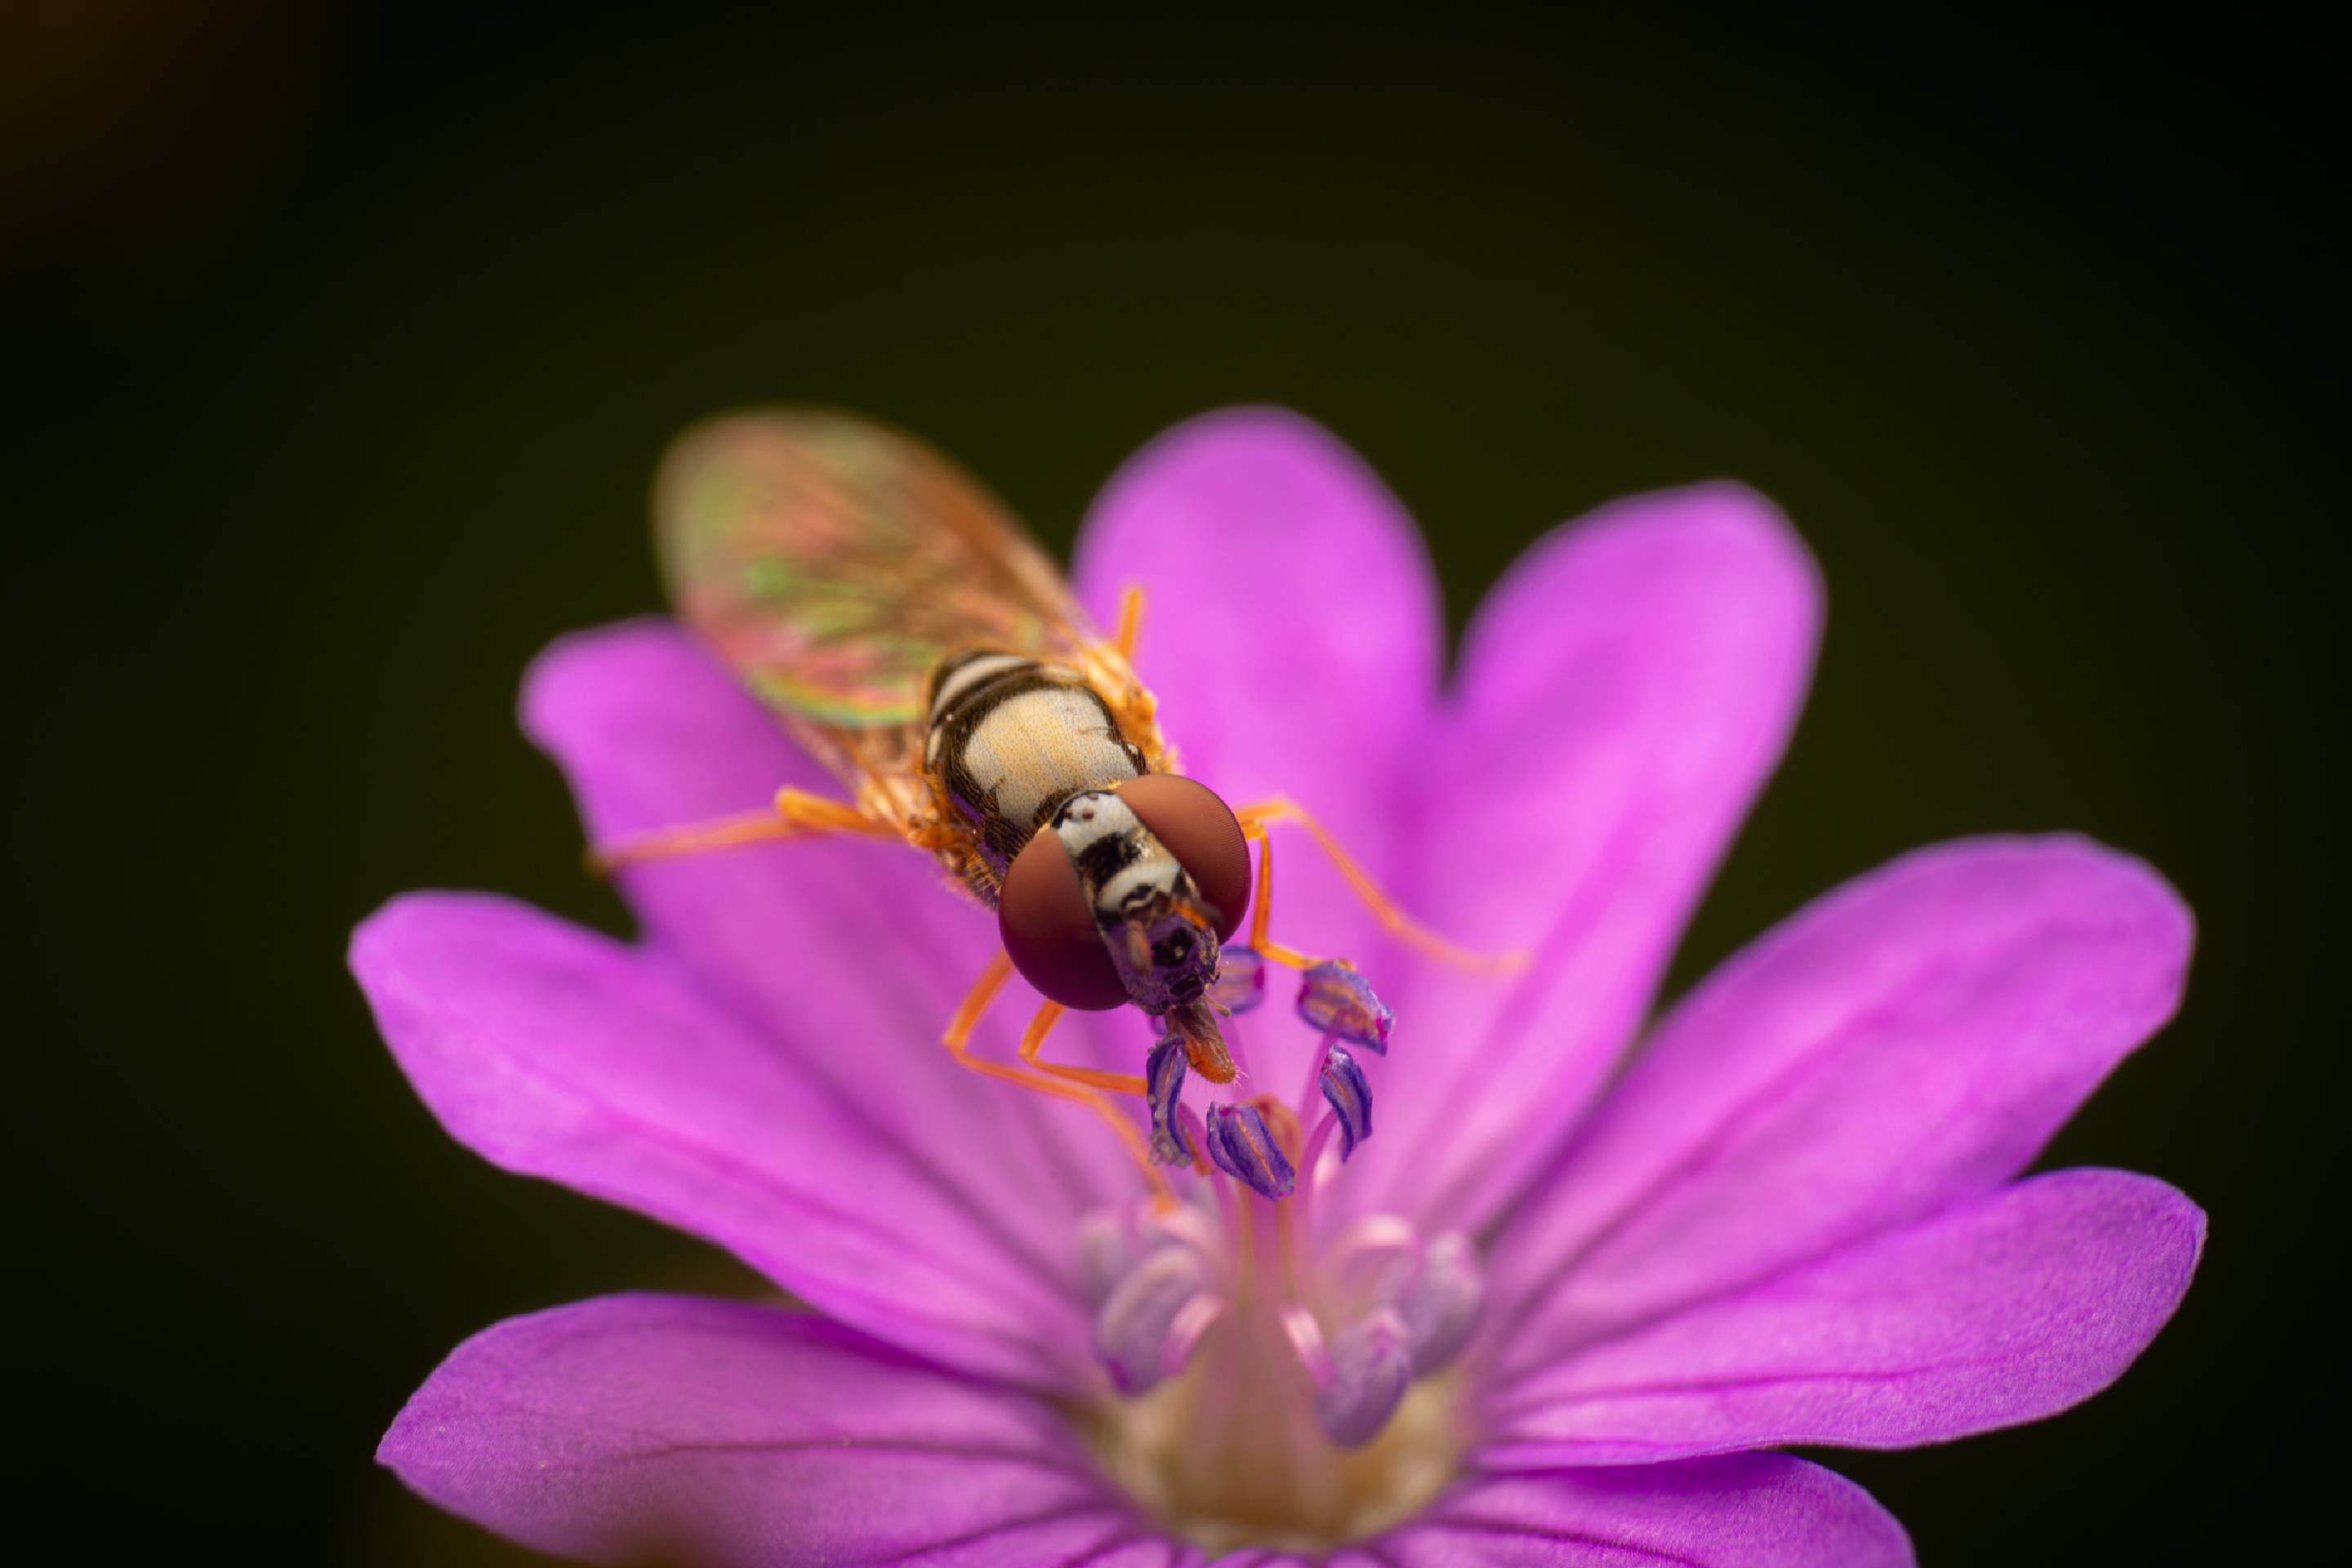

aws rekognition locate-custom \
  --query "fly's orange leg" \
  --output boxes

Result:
[944,955,1174,1206]
[941,950,1018,1053]
[1016,1000,1148,1096]
[1085,583,1174,772]
[1239,822,1326,973]
[589,787,896,874]
[1113,582,1146,661]
[1235,797,1528,974]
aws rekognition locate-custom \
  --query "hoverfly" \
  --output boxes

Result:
[595,412,1503,1192]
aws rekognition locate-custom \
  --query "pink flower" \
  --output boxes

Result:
[354,409,2201,1566]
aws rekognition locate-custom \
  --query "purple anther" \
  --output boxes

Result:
[1327,1214,1419,1295]
[1076,1205,1203,1306]
[1203,1101,1296,1199]
[1075,1209,1138,1306]
[1144,1035,1192,1166]
[1318,1044,1374,1160]
[1209,945,1267,1016]
[1391,1232,1485,1375]
[1297,961,1392,1053]
[1315,1310,1413,1448]
[1094,1245,1210,1395]
[1174,1103,1208,1169]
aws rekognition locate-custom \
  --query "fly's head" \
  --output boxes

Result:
[999,776,1250,1082]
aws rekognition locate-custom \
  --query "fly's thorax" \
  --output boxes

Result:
[1052,791,1223,1014]
[922,651,1147,884]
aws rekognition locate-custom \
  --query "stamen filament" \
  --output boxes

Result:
[1221,1178,1250,1303]
[1294,1031,1334,1124]
[1291,1109,1340,1246]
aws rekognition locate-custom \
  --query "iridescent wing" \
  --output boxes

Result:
[654,409,1114,823]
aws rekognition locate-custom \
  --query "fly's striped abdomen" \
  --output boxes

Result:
[924,652,1147,891]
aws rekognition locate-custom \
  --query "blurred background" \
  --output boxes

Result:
[8,4,2342,1561]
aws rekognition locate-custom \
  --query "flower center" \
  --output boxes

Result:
[1071,967,1485,1551]
[1093,1356,1469,1553]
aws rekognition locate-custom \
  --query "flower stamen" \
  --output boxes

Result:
[1204,1100,1296,1199]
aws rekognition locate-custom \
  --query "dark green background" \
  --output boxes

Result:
[11,7,2342,1562]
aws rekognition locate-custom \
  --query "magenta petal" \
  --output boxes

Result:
[352,893,1092,1389]
[1343,1454,1911,1568]
[381,1294,1177,1568]
[1492,836,2192,1374]
[521,621,1142,1218]
[1481,1169,2203,1466]
[1340,484,1819,1234]
[1072,408,1441,969]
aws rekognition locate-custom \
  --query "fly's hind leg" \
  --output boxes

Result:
[1234,797,1526,973]
[944,954,1173,1205]
[589,787,898,874]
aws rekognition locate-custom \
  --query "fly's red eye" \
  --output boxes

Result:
[1117,774,1250,941]
[1001,829,1129,1009]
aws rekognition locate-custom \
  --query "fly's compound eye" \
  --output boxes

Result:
[1116,774,1250,942]
[1001,826,1129,1009]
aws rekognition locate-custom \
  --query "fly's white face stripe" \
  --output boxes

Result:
[1050,790,1138,853]
[1099,855,1186,918]
[1055,791,1188,920]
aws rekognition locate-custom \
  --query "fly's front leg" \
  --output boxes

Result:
[942,955,1173,1205]
[1233,797,1526,974]
[589,786,896,874]
[1015,1001,1147,1096]
[1236,820,1325,972]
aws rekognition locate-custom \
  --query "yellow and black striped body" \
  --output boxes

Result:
[922,650,1150,902]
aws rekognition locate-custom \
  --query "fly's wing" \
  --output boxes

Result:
[654,410,1098,819]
